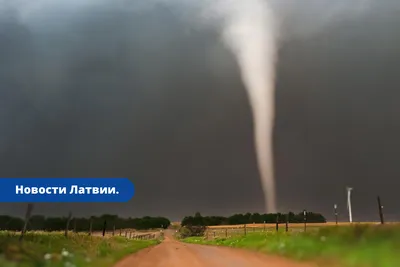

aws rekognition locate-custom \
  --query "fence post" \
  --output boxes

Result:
[88,217,93,236]
[20,204,34,242]
[275,214,279,232]
[225,228,228,238]
[303,210,307,232]
[285,213,289,232]
[244,224,247,236]
[65,212,72,237]
[263,221,266,232]
[377,196,384,224]
[73,218,77,233]
[102,220,107,237]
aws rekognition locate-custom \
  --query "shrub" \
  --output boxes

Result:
[179,226,206,238]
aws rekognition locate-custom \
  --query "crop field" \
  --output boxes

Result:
[0,230,160,267]
[184,223,400,267]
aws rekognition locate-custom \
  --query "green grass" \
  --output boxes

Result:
[0,231,160,267]
[183,225,400,267]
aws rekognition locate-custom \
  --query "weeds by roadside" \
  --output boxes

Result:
[0,231,159,267]
[183,224,400,267]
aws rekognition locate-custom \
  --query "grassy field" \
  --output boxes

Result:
[183,224,400,267]
[0,231,160,267]
[207,222,391,229]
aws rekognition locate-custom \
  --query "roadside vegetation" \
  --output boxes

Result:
[0,231,159,267]
[183,224,400,267]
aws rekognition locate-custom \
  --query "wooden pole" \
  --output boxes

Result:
[73,218,77,233]
[303,210,307,232]
[275,214,279,232]
[65,212,72,237]
[244,224,247,236]
[89,217,93,236]
[285,213,289,232]
[102,220,107,237]
[20,204,34,242]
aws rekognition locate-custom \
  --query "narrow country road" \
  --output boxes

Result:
[114,231,317,267]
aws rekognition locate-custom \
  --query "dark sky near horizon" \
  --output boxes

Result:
[0,0,399,221]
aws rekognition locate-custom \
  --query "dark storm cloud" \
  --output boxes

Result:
[275,1,400,221]
[0,1,261,219]
[0,0,399,221]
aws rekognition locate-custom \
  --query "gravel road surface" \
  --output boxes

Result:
[114,231,316,267]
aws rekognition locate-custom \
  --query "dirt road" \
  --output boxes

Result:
[114,231,317,267]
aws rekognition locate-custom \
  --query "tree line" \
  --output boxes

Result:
[0,214,171,231]
[181,211,326,226]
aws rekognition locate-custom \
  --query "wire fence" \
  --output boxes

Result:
[204,225,306,240]
[11,204,162,242]
[202,222,387,240]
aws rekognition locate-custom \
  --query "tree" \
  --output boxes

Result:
[181,211,327,226]
[0,214,171,231]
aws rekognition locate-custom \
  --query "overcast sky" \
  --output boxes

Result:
[0,0,399,221]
